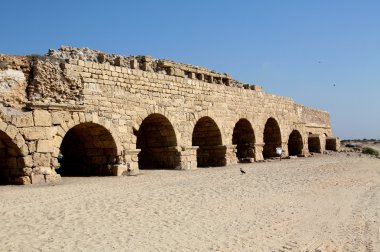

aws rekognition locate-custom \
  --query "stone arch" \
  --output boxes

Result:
[263,117,282,158]
[134,113,180,169]
[54,113,124,155]
[232,118,255,162]
[0,130,25,184]
[192,116,226,167]
[189,111,226,146]
[308,133,321,153]
[288,130,303,156]
[58,122,119,176]
[133,106,182,147]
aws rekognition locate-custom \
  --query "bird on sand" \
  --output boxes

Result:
[240,168,246,175]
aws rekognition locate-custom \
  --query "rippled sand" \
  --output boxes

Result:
[1,153,379,251]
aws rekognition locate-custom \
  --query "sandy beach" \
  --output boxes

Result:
[1,153,379,251]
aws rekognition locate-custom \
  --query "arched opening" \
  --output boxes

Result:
[192,117,226,167]
[326,137,338,151]
[263,118,282,159]
[288,130,303,156]
[308,134,321,153]
[232,119,255,162]
[58,123,118,176]
[0,130,24,184]
[135,114,179,169]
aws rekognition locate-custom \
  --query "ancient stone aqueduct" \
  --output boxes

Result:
[0,46,339,185]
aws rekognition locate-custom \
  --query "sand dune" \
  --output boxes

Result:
[0,153,379,251]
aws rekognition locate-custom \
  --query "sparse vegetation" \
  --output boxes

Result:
[362,147,379,157]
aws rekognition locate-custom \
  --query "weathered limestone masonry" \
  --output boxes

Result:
[0,46,339,185]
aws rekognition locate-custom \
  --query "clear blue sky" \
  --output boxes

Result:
[1,0,379,139]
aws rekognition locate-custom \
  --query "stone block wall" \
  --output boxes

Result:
[0,47,339,184]
[28,57,83,105]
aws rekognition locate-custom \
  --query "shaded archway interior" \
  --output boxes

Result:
[58,123,118,176]
[0,130,24,184]
[135,114,179,169]
[192,117,226,167]
[288,130,303,156]
[232,119,255,162]
[308,134,321,153]
[263,118,282,158]
[326,137,337,151]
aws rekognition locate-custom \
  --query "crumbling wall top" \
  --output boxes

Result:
[47,46,263,91]
[0,55,30,108]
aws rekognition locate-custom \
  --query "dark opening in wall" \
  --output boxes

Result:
[58,123,118,176]
[288,130,303,156]
[192,117,226,167]
[135,114,179,169]
[308,134,321,153]
[326,137,337,151]
[263,118,282,158]
[232,119,255,162]
[0,130,24,184]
